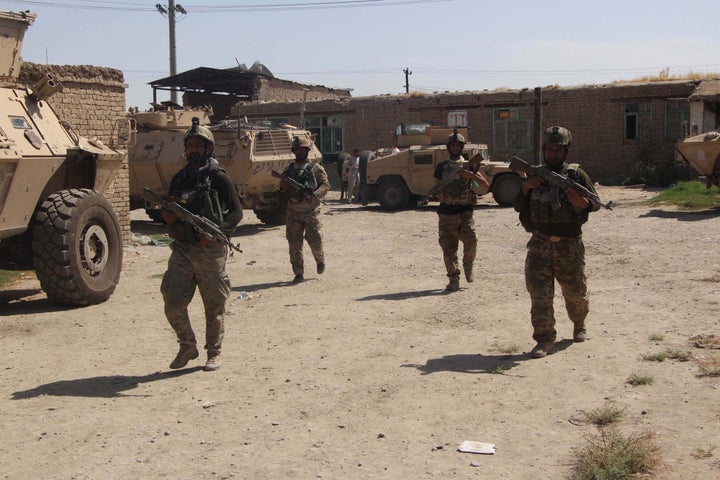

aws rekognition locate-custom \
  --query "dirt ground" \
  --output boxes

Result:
[1,185,719,480]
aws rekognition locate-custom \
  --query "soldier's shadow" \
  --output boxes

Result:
[11,368,203,399]
[358,289,447,301]
[403,340,573,375]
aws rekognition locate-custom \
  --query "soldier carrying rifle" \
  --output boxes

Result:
[434,129,490,292]
[157,117,243,371]
[513,126,601,359]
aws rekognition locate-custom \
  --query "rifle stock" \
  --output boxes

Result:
[142,187,242,254]
[509,156,612,210]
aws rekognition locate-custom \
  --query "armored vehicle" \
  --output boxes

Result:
[365,126,523,210]
[0,10,125,305]
[128,109,321,225]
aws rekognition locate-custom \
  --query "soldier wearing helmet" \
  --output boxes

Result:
[433,128,489,292]
[278,134,330,284]
[514,125,600,359]
[159,117,243,372]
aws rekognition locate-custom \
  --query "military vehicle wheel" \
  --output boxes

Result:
[255,194,288,225]
[491,174,523,207]
[32,189,123,306]
[377,179,410,210]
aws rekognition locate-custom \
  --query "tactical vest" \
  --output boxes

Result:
[287,162,318,202]
[439,160,476,205]
[169,161,226,243]
[529,163,583,225]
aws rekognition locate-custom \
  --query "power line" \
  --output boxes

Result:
[0,0,452,12]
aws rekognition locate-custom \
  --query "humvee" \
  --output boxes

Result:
[365,126,523,209]
[0,10,126,305]
[128,109,321,225]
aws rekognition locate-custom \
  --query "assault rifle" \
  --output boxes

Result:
[142,187,242,254]
[418,152,484,207]
[271,169,317,200]
[508,156,612,210]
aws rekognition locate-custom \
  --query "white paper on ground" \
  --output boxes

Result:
[458,440,496,454]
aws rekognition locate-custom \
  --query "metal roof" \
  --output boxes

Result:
[149,67,265,98]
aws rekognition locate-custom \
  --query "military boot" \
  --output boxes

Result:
[446,276,460,292]
[204,350,222,371]
[464,267,474,283]
[530,342,556,358]
[169,344,199,369]
[573,323,587,343]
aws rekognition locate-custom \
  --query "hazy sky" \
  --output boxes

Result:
[3,0,719,110]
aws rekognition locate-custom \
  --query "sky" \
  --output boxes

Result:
[2,0,719,111]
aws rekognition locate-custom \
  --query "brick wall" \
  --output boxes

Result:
[18,62,131,242]
[235,81,699,185]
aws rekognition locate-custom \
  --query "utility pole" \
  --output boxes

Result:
[156,2,186,105]
[403,67,412,94]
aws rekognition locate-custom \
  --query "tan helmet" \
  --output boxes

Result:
[542,126,572,147]
[184,116,214,146]
[291,135,314,150]
[447,128,466,145]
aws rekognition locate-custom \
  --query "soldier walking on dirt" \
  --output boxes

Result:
[434,130,489,292]
[160,118,243,371]
[278,136,330,284]
[513,126,599,358]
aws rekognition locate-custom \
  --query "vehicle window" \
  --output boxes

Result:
[413,153,433,165]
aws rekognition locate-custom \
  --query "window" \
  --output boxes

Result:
[624,102,651,142]
[624,103,639,140]
[413,153,434,165]
[306,115,344,156]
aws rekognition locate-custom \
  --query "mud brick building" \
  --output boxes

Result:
[233,80,720,185]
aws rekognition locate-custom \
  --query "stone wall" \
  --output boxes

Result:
[18,62,131,242]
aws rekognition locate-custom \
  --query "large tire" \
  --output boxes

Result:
[491,174,523,207]
[377,179,410,210]
[255,194,288,225]
[32,189,123,306]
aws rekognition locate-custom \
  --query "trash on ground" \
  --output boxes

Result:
[458,440,496,454]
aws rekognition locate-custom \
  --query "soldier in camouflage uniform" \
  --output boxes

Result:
[434,130,489,292]
[279,136,330,284]
[160,119,243,371]
[514,126,599,358]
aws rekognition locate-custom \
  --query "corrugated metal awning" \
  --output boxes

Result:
[149,67,266,98]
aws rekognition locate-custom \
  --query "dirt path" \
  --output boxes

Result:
[1,185,719,479]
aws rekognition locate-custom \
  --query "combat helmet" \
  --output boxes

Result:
[291,135,314,150]
[184,116,215,146]
[447,128,466,145]
[542,126,572,147]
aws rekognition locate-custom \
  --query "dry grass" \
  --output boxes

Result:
[689,334,720,377]
[615,69,720,84]
[567,428,663,480]
[583,402,625,428]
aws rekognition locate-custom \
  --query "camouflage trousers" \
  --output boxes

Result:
[286,208,324,275]
[161,241,230,353]
[524,233,589,343]
[438,210,477,278]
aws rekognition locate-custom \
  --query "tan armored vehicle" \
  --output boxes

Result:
[128,109,321,225]
[0,11,125,305]
[365,126,523,209]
